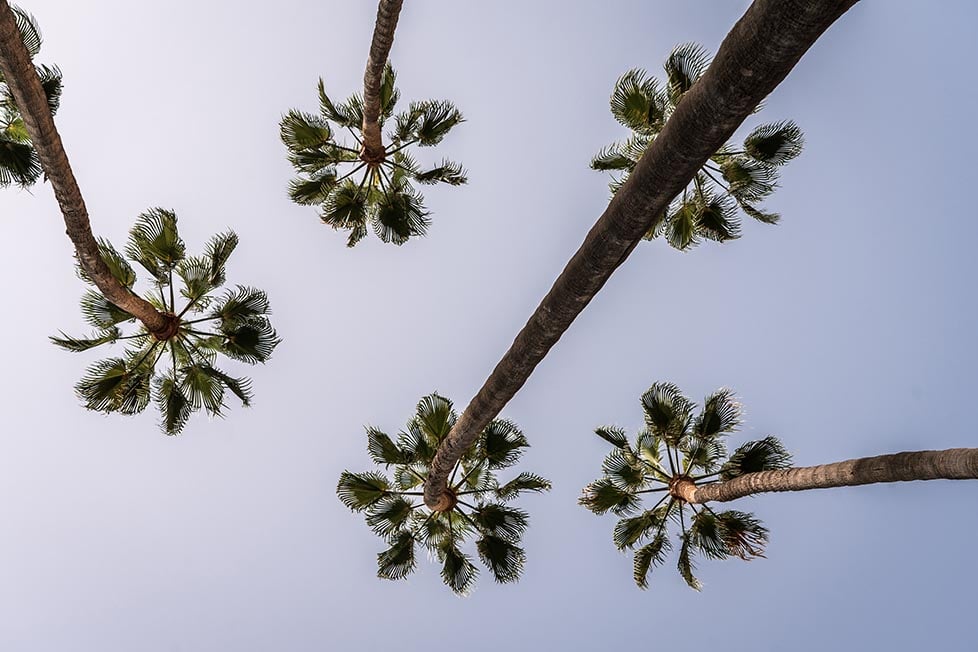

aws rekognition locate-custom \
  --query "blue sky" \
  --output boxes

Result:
[1,1,977,649]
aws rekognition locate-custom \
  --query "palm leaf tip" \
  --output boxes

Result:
[744,120,804,165]
[720,436,791,480]
[632,531,671,589]
[377,531,417,581]
[477,535,526,584]
[440,543,479,594]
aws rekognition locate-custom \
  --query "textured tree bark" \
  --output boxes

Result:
[361,0,403,162]
[672,448,978,503]
[0,0,170,336]
[424,0,860,511]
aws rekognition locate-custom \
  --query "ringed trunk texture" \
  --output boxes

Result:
[674,448,978,504]
[424,0,860,510]
[0,1,169,336]
[361,0,403,161]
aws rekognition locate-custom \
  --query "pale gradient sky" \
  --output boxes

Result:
[2,1,977,650]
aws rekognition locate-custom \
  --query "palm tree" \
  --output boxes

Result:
[52,209,280,435]
[337,393,550,594]
[592,43,803,250]
[581,382,978,589]
[281,64,466,246]
[0,0,174,337]
[422,0,860,512]
[361,0,403,162]
[0,4,61,188]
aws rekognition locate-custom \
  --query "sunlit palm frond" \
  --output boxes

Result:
[602,447,648,490]
[125,208,185,282]
[219,316,280,364]
[280,109,333,151]
[366,495,415,539]
[413,159,467,186]
[495,472,551,501]
[579,478,641,515]
[410,99,463,146]
[610,68,665,134]
[664,42,710,106]
[694,388,742,441]
[336,470,392,512]
[367,427,411,465]
[415,393,455,443]
[481,418,528,469]
[209,286,271,326]
[379,62,399,120]
[50,327,121,353]
[76,356,152,415]
[594,425,629,448]
[641,382,693,445]
[198,365,252,407]
[614,509,665,551]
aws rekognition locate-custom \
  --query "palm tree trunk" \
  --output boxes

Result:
[423,0,860,511]
[671,448,978,504]
[361,0,403,162]
[0,0,171,337]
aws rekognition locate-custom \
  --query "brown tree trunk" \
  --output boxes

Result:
[0,0,171,337]
[424,0,860,511]
[361,0,403,162]
[670,448,978,504]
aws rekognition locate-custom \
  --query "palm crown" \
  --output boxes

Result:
[281,64,466,247]
[591,43,803,250]
[580,382,792,590]
[52,208,281,435]
[337,393,550,595]
[0,5,61,188]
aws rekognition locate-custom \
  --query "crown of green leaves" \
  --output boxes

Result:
[580,382,792,590]
[52,208,280,435]
[338,393,550,595]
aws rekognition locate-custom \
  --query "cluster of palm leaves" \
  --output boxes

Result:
[281,64,466,246]
[337,393,550,594]
[0,4,61,188]
[591,43,804,250]
[52,208,280,435]
[579,382,792,589]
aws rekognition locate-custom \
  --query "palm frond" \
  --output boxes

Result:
[198,365,252,407]
[379,62,399,120]
[317,78,356,128]
[50,327,120,353]
[288,172,338,206]
[495,472,551,501]
[76,239,136,289]
[694,388,742,441]
[472,503,529,542]
[179,364,226,416]
[10,5,42,58]
[640,382,694,445]
[677,535,702,590]
[689,509,728,560]
[720,158,776,203]
[439,540,479,594]
[664,199,700,251]
[744,120,803,166]
[716,510,768,560]
[204,230,238,288]
[410,100,463,146]
[664,42,710,106]
[210,286,271,325]
[415,393,455,443]
[0,135,40,187]
[377,530,416,581]
[680,435,726,474]
[413,159,467,186]
[602,448,648,490]
[280,109,333,151]
[337,470,391,512]
[481,418,528,469]
[125,208,185,282]
[614,509,665,550]
[579,478,640,515]
[636,429,664,468]
[590,143,636,172]
[156,374,191,435]
[610,68,665,134]
[476,535,525,584]
[75,356,152,415]
[696,193,741,242]
[220,316,280,364]
[373,186,430,245]
[35,63,61,114]
[633,531,671,589]
[720,436,792,480]
[365,495,415,539]
[737,199,780,225]
[366,427,410,465]
[397,422,436,465]
[594,425,629,448]
[320,179,370,246]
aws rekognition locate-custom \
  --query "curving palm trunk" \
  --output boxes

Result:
[424,0,860,511]
[0,0,172,337]
[361,0,403,162]
[670,448,978,504]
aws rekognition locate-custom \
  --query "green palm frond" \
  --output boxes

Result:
[677,535,702,590]
[590,144,636,172]
[584,382,788,590]
[633,531,671,589]
[366,495,414,539]
[413,159,467,185]
[337,470,392,512]
[0,135,40,187]
[495,472,551,500]
[367,427,411,465]
[379,62,399,120]
[579,478,641,515]
[664,42,710,105]
[641,382,693,445]
[664,199,700,251]
[439,541,479,594]
[317,78,355,127]
[744,120,803,165]
[410,100,463,146]
[377,531,417,581]
[280,109,333,150]
[10,4,42,58]
[610,68,665,134]
[288,173,338,206]
[58,212,276,434]
[35,63,61,114]
[125,208,185,281]
[720,436,792,480]
[720,157,777,202]
[338,393,548,594]
[373,186,430,244]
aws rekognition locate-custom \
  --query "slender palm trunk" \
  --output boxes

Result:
[670,448,978,504]
[423,0,860,511]
[0,0,171,337]
[361,0,403,162]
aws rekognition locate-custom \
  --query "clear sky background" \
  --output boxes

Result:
[2,1,977,649]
